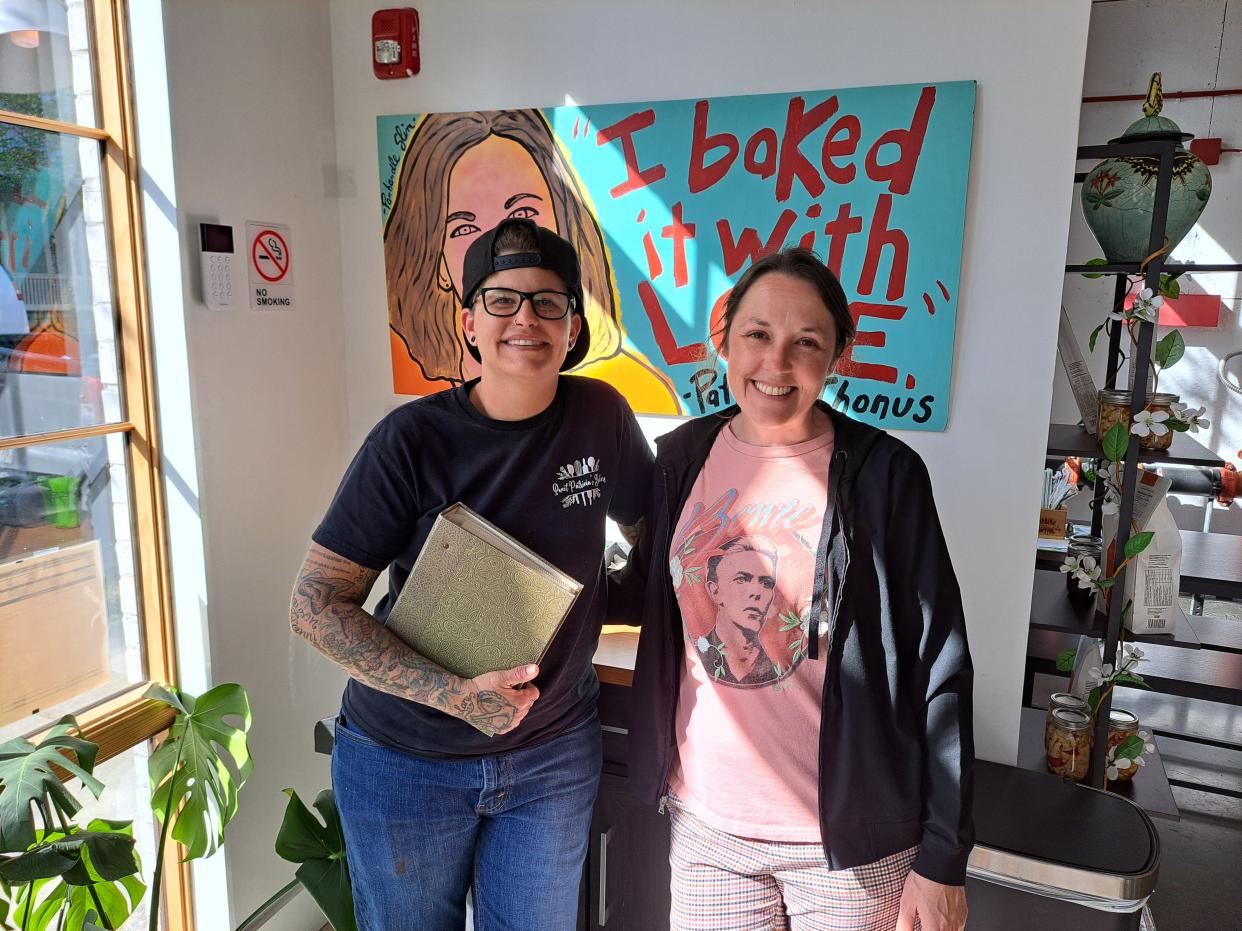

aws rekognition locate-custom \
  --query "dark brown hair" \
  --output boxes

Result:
[383,109,621,384]
[719,248,855,356]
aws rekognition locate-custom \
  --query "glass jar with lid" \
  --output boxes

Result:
[1045,692,1090,746]
[1097,389,1180,450]
[1107,708,1141,782]
[1046,707,1094,781]
[1065,535,1103,602]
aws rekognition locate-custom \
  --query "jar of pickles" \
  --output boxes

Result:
[1107,709,1141,782]
[1065,536,1103,602]
[1046,708,1094,781]
[1097,389,1180,450]
[1045,693,1090,743]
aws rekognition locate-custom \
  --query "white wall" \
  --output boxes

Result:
[1053,0,1242,534]
[146,1,349,927]
[328,0,1094,765]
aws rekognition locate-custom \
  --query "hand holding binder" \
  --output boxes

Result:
[385,503,583,735]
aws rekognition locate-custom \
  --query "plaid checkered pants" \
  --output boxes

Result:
[668,798,920,931]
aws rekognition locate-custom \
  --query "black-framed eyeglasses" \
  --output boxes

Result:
[476,287,575,320]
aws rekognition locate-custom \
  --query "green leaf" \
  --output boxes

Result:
[1117,734,1147,759]
[1102,423,1129,463]
[0,717,101,853]
[0,822,143,931]
[147,683,253,861]
[63,873,145,931]
[1154,330,1185,369]
[0,827,137,884]
[1056,649,1078,673]
[1088,323,1105,352]
[275,790,341,865]
[1097,577,1117,589]
[273,789,356,931]
[1115,672,1149,689]
[7,876,66,931]
[1158,274,1181,299]
[1082,257,1109,279]
[1124,531,1155,559]
[1087,686,1102,715]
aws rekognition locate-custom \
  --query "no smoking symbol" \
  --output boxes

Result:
[252,229,289,283]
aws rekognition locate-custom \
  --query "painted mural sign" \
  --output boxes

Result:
[377,81,975,430]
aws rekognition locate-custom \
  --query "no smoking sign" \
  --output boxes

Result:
[246,221,294,311]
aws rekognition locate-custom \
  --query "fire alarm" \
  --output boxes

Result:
[372,8,420,79]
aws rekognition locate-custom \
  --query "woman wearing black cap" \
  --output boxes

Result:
[290,217,653,931]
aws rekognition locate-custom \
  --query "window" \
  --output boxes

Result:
[0,0,178,799]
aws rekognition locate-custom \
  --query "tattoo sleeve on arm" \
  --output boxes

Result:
[289,543,517,734]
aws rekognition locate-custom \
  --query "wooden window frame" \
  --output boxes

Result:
[2,1,192,927]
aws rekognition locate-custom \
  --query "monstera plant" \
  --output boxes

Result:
[0,684,252,931]
[0,684,355,931]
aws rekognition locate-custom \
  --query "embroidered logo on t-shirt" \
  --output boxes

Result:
[553,457,606,508]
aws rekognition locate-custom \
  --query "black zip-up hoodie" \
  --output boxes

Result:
[618,402,975,885]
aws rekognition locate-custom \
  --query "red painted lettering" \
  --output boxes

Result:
[716,210,798,276]
[688,100,739,194]
[743,127,778,179]
[821,115,861,184]
[660,202,696,288]
[637,281,708,364]
[864,85,935,195]
[834,301,907,384]
[642,230,663,279]
[775,95,839,202]
[858,194,908,301]
[596,109,667,198]
[822,202,863,277]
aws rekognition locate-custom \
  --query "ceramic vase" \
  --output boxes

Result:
[1080,74,1212,264]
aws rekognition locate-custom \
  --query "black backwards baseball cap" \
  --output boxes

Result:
[460,218,591,371]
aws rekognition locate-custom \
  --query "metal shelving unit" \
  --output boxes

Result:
[1050,137,1242,807]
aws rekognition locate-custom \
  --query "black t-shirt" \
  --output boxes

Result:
[312,375,652,759]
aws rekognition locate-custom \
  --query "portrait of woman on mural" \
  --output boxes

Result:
[382,108,679,412]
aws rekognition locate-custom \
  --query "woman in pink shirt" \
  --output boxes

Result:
[625,248,974,931]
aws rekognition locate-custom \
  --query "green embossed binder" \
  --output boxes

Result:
[385,503,583,681]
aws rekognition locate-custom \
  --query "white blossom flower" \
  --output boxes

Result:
[1131,408,1169,438]
[669,556,684,589]
[1087,663,1114,686]
[1129,288,1164,323]
[1179,405,1210,434]
[1060,555,1082,576]
[1073,557,1102,591]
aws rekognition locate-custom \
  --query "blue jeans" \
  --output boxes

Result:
[332,711,602,931]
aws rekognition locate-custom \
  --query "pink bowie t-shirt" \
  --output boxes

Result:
[667,423,833,842]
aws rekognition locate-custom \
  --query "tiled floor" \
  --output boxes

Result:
[1147,786,1242,931]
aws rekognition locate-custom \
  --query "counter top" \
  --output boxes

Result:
[594,625,639,687]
